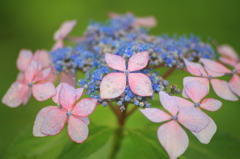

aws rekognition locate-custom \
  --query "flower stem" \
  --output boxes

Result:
[162,67,175,79]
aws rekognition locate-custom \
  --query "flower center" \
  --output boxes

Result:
[66,112,72,116]
[194,102,200,107]
[124,70,130,76]
[28,83,33,87]
[207,75,212,80]
[172,115,178,120]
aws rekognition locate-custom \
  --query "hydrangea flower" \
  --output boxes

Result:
[173,80,222,144]
[140,91,210,159]
[2,60,56,107]
[33,83,97,143]
[183,58,238,101]
[100,51,153,99]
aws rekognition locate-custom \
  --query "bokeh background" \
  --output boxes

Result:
[0,0,240,158]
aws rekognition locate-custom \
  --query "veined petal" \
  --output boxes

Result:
[52,40,64,50]
[72,98,98,117]
[184,59,207,76]
[157,120,189,159]
[217,45,239,62]
[229,74,240,96]
[68,116,89,143]
[159,91,178,116]
[33,50,51,68]
[192,117,217,144]
[235,63,240,74]
[105,53,126,71]
[33,106,57,137]
[17,49,33,71]
[2,81,29,108]
[219,57,237,67]
[23,89,32,105]
[52,83,63,104]
[33,68,51,83]
[76,88,84,100]
[128,51,149,72]
[204,67,225,77]
[178,107,210,133]
[32,82,56,101]
[54,20,77,40]
[25,61,39,83]
[128,73,153,96]
[184,80,208,103]
[77,116,90,125]
[200,58,231,74]
[41,108,67,136]
[100,73,126,99]
[139,108,171,123]
[59,83,77,111]
[200,98,222,111]
[171,96,193,109]
[60,72,76,87]
[211,79,238,101]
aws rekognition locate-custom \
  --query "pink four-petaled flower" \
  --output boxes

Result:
[33,83,98,143]
[100,51,153,99]
[173,80,222,144]
[140,91,210,159]
[2,60,56,107]
[183,58,238,101]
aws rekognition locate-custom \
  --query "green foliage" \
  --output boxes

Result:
[57,126,113,159]
[128,127,240,159]
[3,126,68,159]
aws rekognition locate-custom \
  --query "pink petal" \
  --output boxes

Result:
[159,91,178,116]
[178,107,210,132]
[134,16,157,28]
[204,67,225,77]
[33,68,51,83]
[33,50,51,68]
[157,120,189,159]
[76,88,84,100]
[59,83,77,111]
[229,74,240,96]
[52,40,64,50]
[128,73,153,96]
[184,59,207,76]
[184,80,208,103]
[16,72,25,81]
[60,72,76,87]
[108,12,120,18]
[77,116,90,125]
[200,98,222,111]
[24,61,39,83]
[235,63,240,74]
[171,96,193,109]
[68,116,89,143]
[200,58,231,74]
[217,45,239,62]
[210,79,238,101]
[32,82,56,101]
[17,49,33,71]
[182,77,209,98]
[41,108,67,136]
[54,20,77,40]
[100,73,126,99]
[72,98,97,117]
[139,108,172,123]
[52,83,63,104]
[192,117,217,144]
[105,53,126,71]
[128,51,149,72]
[33,106,57,137]
[2,81,29,108]
[219,57,237,67]
[23,89,32,105]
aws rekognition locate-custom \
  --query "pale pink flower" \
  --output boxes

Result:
[100,51,153,99]
[108,12,157,28]
[183,59,238,101]
[217,45,240,67]
[52,20,77,50]
[173,80,222,144]
[33,83,97,143]
[2,60,56,107]
[200,57,240,97]
[140,91,209,159]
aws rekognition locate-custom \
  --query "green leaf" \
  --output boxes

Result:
[127,128,168,159]
[57,126,113,159]
[4,125,68,159]
[129,127,240,159]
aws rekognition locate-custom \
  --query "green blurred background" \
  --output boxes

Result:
[0,0,240,158]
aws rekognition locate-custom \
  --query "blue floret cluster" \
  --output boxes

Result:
[49,13,217,108]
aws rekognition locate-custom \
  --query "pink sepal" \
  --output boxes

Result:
[184,59,207,76]
[33,67,51,83]
[72,98,98,117]
[128,51,149,72]
[200,98,222,111]
[59,83,77,111]
[54,20,77,40]
[17,49,33,71]
[25,61,39,83]
[200,58,231,74]
[139,108,171,123]
[134,16,157,28]
[172,96,193,109]
[60,72,76,87]
[229,74,240,96]
[159,91,178,116]
[105,53,126,71]
[32,82,56,101]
